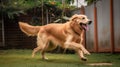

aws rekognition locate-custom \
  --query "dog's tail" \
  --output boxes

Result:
[19,22,40,36]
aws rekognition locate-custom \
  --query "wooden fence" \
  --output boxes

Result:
[84,0,120,52]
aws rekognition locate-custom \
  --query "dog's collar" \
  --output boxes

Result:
[70,21,83,36]
[73,29,80,36]
[71,27,82,36]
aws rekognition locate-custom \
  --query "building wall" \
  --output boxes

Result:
[85,0,120,52]
[113,0,120,52]
[97,0,111,52]
[85,4,94,51]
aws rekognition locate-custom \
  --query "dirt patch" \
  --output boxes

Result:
[87,63,113,66]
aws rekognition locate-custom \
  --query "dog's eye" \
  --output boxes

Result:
[82,17,85,20]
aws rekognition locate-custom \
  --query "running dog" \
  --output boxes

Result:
[19,14,92,61]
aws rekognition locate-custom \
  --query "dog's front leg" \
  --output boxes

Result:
[76,50,87,61]
[79,31,84,44]
[67,42,90,55]
[65,35,90,55]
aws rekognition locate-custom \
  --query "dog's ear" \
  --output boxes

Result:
[70,22,82,35]
[70,14,78,21]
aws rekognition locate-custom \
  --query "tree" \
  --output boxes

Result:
[85,0,99,5]
[1,0,42,19]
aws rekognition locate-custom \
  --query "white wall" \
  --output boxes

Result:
[85,4,94,51]
[113,0,120,50]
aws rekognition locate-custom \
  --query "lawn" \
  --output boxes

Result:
[0,49,120,67]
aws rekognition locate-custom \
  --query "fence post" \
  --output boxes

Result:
[94,3,98,52]
[110,0,115,53]
[80,6,86,48]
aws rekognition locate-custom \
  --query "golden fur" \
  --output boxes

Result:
[19,14,92,61]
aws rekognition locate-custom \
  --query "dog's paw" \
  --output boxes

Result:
[86,52,91,55]
[32,55,34,58]
[42,57,48,60]
[84,51,91,55]
[81,57,87,61]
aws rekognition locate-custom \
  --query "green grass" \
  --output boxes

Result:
[0,49,120,67]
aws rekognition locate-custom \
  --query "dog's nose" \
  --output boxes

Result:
[88,21,92,25]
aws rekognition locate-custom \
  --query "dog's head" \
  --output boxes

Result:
[70,14,92,31]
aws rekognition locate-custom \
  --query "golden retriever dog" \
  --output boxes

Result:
[19,14,92,61]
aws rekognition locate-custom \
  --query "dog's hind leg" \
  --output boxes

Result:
[32,46,42,58]
[41,41,49,60]
[32,30,51,60]
[32,34,45,58]
[32,40,49,60]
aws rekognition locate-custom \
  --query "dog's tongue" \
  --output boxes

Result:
[82,24,89,31]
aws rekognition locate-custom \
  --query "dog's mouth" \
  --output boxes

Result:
[79,21,92,31]
[80,23,89,31]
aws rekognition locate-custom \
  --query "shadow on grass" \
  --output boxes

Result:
[35,58,85,65]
